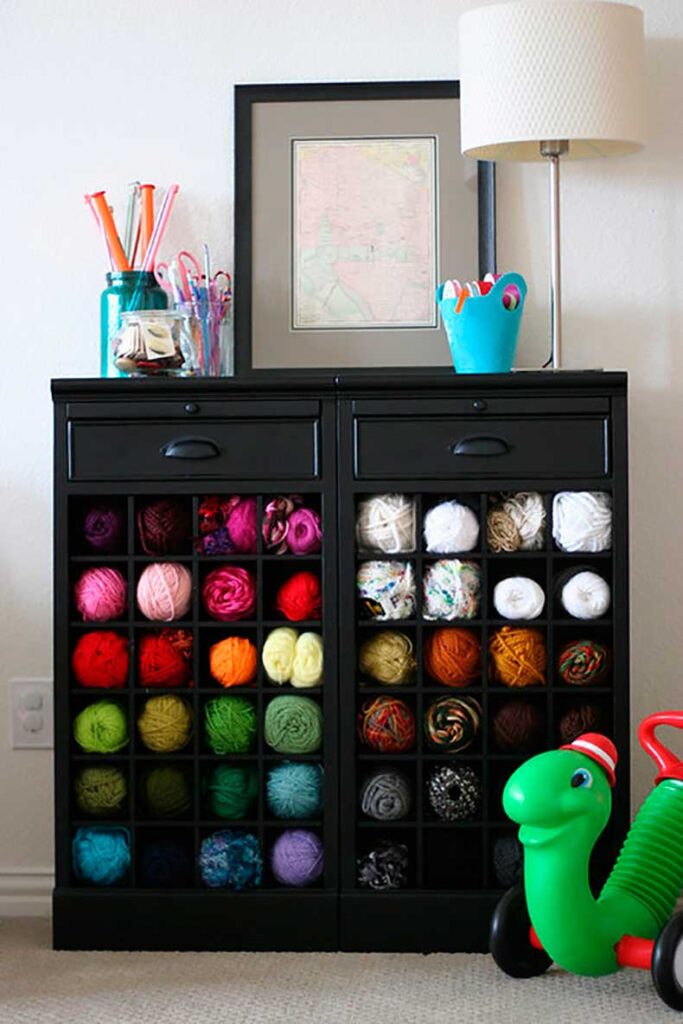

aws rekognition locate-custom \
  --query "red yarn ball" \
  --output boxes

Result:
[138,630,193,688]
[71,631,129,689]
[275,571,322,622]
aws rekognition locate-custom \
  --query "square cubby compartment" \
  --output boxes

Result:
[488,557,547,624]
[70,760,130,822]
[423,826,484,891]
[133,496,193,557]
[553,624,613,690]
[70,693,130,758]
[355,493,418,556]
[357,692,416,756]
[198,561,257,624]
[422,556,482,623]
[423,694,484,757]
[422,493,483,557]
[355,828,418,891]
[134,560,194,625]
[489,759,526,824]
[553,692,614,747]
[198,625,259,691]
[262,559,323,624]
[70,563,130,626]
[422,625,483,690]
[197,826,263,890]
[423,761,483,824]
[200,759,259,823]
[134,826,195,888]
[485,492,549,555]
[550,491,612,555]
[357,759,416,824]
[199,692,258,757]
[134,693,195,757]
[552,556,613,624]
[262,493,323,558]
[356,558,417,623]
[196,494,259,557]
[263,693,323,757]
[70,824,132,888]
[136,759,195,821]
[489,827,524,891]
[488,693,550,757]
[69,496,128,557]
[70,625,130,691]
[264,825,325,889]
[357,624,417,689]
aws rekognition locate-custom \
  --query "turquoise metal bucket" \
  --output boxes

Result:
[437,272,527,374]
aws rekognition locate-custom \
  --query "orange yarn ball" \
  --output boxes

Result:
[489,627,546,688]
[209,636,258,688]
[424,628,481,687]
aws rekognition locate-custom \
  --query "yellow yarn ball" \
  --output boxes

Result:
[291,632,324,688]
[359,630,416,685]
[262,627,298,684]
[138,695,193,752]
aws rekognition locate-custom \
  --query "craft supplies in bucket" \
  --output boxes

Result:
[437,272,527,373]
[100,271,168,378]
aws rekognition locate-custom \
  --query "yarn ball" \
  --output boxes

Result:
[74,765,127,817]
[292,632,324,688]
[83,505,124,553]
[74,567,127,622]
[356,560,416,620]
[139,839,192,888]
[424,628,481,687]
[423,500,479,554]
[72,827,130,885]
[197,496,258,555]
[138,629,193,688]
[264,695,323,754]
[267,762,324,819]
[493,577,546,620]
[492,700,546,752]
[137,498,191,555]
[356,494,416,554]
[287,508,323,556]
[73,700,128,753]
[262,626,297,684]
[424,696,482,752]
[552,491,612,553]
[137,695,192,753]
[357,841,409,891]
[360,770,411,821]
[262,495,301,553]
[204,696,257,754]
[206,764,258,819]
[489,627,546,688]
[270,829,324,887]
[141,765,192,818]
[557,569,611,620]
[199,830,263,889]
[493,835,524,888]
[358,630,416,685]
[423,559,481,620]
[137,563,192,622]
[427,764,482,821]
[357,696,415,753]
[559,703,604,744]
[210,636,258,688]
[487,492,545,553]
[558,639,610,686]
[71,631,128,689]
[202,565,256,621]
[275,571,322,622]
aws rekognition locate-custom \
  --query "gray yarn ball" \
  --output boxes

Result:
[360,770,411,821]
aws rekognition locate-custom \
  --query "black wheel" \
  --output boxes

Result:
[490,884,552,979]
[652,911,683,1011]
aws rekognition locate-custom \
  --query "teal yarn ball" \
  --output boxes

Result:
[206,764,258,820]
[72,827,130,886]
[264,695,323,754]
[267,761,324,819]
[198,830,263,889]
[204,696,257,754]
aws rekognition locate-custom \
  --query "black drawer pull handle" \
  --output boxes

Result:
[451,435,511,457]
[160,436,220,460]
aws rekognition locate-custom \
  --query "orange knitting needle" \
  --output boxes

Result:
[90,191,130,272]
[140,184,155,264]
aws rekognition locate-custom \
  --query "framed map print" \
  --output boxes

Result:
[235,82,496,374]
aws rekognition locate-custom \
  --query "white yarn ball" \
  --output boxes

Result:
[423,560,481,621]
[424,501,479,554]
[552,492,612,553]
[356,494,416,554]
[493,577,546,620]
[356,561,416,620]
[503,492,546,550]
[560,571,611,619]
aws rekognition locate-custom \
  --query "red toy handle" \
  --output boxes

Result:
[638,711,683,783]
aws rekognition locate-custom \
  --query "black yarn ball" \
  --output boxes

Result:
[427,765,482,821]
[357,841,409,891]
[493,835,524,888]
[139,839,192,888]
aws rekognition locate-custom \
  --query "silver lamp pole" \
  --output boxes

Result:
[540,140,568,369]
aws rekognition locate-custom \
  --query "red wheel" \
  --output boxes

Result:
[652,911,683,1011]
[490,884,552,979]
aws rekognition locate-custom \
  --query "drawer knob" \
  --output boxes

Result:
[160,435,220,460]
[472,399,487,412]
[184,402,200,415]
[452,435,511,457]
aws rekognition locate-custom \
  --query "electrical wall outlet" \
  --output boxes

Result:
[10,679,53,749]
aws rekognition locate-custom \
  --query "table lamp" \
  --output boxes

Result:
[459,1,645,368]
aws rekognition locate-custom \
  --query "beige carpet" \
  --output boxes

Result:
[0,918,675,1024]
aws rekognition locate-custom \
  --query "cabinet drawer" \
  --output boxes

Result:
[354,416,609,480]
[68,417,320,482]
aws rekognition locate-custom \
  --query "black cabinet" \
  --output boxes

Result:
[52,372,629,952]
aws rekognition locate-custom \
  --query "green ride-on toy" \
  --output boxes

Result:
[490,711,683,1011]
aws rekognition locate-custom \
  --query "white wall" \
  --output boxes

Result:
[2,0,682,903]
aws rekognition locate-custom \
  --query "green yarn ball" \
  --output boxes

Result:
[264,695,323,754]
[74,765,127,817]
[206,764,258,819]
[142,766,192,819]
[204,696,257,754]
[73,700,128,754]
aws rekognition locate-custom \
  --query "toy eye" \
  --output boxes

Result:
[571,768,593,789]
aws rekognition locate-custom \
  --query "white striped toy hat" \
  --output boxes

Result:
[560,732,618,787]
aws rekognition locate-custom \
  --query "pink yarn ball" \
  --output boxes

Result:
[227,497,258,554]
[202,566,257,621]
[137,563,193,622]
[74,567,127,622]
[287,508,322,556]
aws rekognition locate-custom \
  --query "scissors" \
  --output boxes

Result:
[155,250,202,303]
[209,270,232,301]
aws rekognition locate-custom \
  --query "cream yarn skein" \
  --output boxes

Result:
[356,494,416,554]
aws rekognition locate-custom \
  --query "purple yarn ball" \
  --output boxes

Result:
[84,506,123,553]
[270,829,323,887]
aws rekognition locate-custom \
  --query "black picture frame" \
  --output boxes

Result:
[234,81,497,377]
